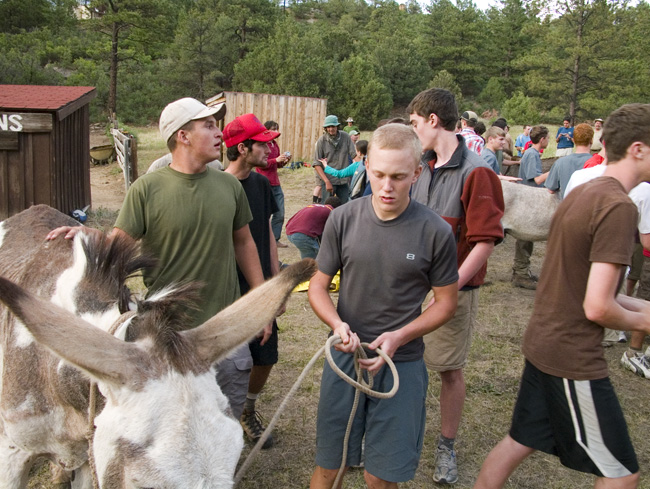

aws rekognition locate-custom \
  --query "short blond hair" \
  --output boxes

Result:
[368,123,422,167]
[484,126,505,141]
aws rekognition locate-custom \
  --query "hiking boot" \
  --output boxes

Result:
[511,274,537,290]
[433,445,458,484]
[240,409,274,449]
[621,351,650,379]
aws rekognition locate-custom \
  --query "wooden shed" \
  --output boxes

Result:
[207,91,327,162]
[0,85,96,219]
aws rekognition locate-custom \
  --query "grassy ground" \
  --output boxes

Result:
[29,125,650,489]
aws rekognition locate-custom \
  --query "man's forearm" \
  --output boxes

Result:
[457,241,495,288]
[308,271,343,330]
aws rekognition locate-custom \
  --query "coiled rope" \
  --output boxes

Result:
[234,334,399,487]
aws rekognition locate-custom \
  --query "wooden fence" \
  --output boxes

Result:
[110,128,138,190]
[206,91,327,162]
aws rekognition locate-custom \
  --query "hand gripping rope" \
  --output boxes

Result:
[234,334,399,487]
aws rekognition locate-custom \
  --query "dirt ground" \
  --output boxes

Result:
[89,127,127,212]
[28,133,650,489]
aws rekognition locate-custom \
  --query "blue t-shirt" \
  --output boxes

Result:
[518,147,543,187]
[482,147,500,174]
[515,134,531,156]
[556,127,574,149]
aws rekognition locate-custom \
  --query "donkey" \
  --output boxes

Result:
[0,205,316,489]
[500,179,561,242]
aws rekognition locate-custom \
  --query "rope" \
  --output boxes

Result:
[234,334,399,487]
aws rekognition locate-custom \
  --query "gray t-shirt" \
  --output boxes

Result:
[482,147,500,174]
[317,197,459,362]
[544,152,592,198]
[518,147,542,187]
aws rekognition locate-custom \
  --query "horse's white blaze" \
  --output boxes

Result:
[94,369,243,489]
[51,235,88,313]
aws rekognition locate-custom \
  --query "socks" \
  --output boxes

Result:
[626,347,642,358]
[244,393,258,412]
[438,435,455,451]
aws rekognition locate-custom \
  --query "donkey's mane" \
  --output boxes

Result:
[129,282,205,374]
[81,232,156,313]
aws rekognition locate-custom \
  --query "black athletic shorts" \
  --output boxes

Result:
[510,360,638,478]
[248,320,278,366]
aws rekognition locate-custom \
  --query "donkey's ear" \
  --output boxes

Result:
[183,259,317,366]
[0,276,150,388]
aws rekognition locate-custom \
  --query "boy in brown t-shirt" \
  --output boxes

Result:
[474,104,650,489]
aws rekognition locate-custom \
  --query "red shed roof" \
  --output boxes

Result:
[0,85,96,113]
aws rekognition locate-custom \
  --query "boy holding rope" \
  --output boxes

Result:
[308,123,459,489]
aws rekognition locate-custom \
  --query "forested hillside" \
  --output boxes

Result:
[2,0,648,127]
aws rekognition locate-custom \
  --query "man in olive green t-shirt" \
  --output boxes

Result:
[46,97,267,418]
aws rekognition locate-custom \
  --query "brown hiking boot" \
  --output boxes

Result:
[240,409,274,449]
[512,274,537,290]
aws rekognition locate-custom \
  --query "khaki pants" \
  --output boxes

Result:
[513,239,534,277]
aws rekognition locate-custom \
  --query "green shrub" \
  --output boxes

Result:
[501,91,540,125]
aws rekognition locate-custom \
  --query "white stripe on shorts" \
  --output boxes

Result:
[563,379,632,478]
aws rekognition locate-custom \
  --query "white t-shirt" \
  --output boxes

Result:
[565,164,650,234]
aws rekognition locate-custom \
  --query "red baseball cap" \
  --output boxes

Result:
[223,113,280,148]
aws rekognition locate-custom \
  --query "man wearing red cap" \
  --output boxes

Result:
[223,113,283,449]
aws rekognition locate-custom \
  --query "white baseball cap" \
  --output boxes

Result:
[159,97,226,143]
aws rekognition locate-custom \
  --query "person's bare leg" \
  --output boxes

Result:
[594,472,639,489]
[473,435,535,489]
[440,368,465,438]
[628,331,645,351]
[310,466,346,489]
[364,471,398,489]
[248,364,273,396]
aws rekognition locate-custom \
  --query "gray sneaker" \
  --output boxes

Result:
[621,351,650,379]
[433,445,458,484]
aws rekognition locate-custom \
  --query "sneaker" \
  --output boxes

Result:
[276,240,289,248]
[511,274,537,290]
[433,445,458,484]
[618,331,628,343]
[240,409,274,449]
[621,351,650,379]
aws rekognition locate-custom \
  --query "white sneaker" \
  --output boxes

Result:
[433,445,458,484]
[618,331,627,343]
[621,351,650,379]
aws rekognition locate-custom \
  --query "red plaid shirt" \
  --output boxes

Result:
[460,128,484,155]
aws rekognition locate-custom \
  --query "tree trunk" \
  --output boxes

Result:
[109,20,118,118]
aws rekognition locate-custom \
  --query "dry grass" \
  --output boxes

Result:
[28,128,650,489]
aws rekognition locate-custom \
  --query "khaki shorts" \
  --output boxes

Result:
[423,288,478,371]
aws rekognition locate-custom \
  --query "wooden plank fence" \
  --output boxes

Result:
[110,128,138,190]
[206,91,327,163]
